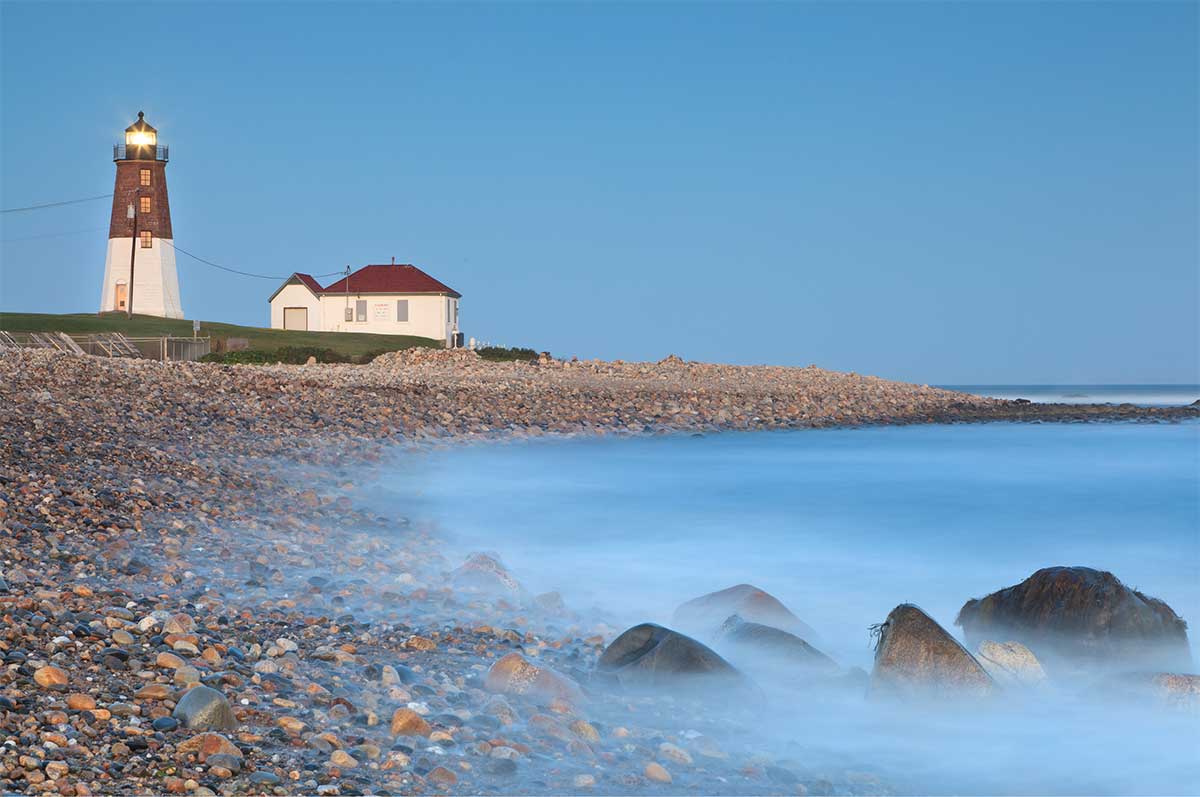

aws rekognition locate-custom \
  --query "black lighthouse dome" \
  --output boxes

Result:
[115,111,167,162]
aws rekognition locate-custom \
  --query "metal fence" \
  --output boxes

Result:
[4,332,210,362]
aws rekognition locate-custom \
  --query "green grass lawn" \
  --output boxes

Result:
[0,312,440,357]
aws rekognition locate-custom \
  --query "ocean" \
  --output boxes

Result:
[943,384,1199,406]
[364,414,1200,794]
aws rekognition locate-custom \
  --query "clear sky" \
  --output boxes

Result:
[1,2,1196,384]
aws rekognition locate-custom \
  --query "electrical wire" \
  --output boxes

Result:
[164,240,345,281]
[1,192,345,281]
[1,194,113,213]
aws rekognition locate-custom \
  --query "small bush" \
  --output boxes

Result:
[199,347,349,365]
[200,350,278,365]
[274,346,349,364]
[354,347,393,364]
[477,346,541,362]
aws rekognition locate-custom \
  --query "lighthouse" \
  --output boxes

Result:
[99,111,184,319]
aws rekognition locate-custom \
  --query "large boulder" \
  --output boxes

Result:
[673,584,816,639]
[956,567,1191,672]
[716,614,839,677]
[870,604,996,699]
[974,641,1047,688]
[596,623,745,692]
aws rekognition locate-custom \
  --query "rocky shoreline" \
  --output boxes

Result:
[1,349,1196,797]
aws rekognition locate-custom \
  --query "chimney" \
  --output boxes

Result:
[391,256,395,265]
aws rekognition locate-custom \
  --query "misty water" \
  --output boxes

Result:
[365,421,1200,794]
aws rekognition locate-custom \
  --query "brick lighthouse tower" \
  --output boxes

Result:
[99,111,184,318]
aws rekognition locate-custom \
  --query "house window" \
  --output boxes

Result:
[139,196,151,214]
[139,169,151,187]
[355,299,367,322]
[140,231,152,248]
[396,299,409,322]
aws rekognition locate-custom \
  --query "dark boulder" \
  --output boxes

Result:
[870,604,995,699]
[956,567,1191,672]
[596,623,745,692]
[673,584,816,639]
[716,614,839,676]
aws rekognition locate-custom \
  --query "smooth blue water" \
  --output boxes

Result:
[380,421,1200,670]
[367,421,1200,794]
[946,384,1199,406]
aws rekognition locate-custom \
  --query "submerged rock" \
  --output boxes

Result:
[975,641,1047,688]
[673,584,816,639]
[596,623,745,692]
[717,614,839,675]
[172,685,236,731]
[956,567,1191,672]
[870,604,995,699]
[1102,672,1200,711]
[451,552,524,597]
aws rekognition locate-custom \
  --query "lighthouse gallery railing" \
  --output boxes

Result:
[112,144,169,162]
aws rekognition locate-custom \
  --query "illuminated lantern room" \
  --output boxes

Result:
[115,111,168,161]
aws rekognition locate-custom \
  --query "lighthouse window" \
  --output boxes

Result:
[139,169,151,187]
[139,197,151,214]
[140,231,152,248]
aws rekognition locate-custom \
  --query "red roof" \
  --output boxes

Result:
[294,273,324,294]
[270,265,461,303]
[322,265,460,298]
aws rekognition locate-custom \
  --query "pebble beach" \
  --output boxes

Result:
[2,348,1197,797]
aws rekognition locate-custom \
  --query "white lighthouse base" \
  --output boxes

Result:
[99,237,185,319]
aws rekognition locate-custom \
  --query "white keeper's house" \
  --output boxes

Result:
[269,263,461,345]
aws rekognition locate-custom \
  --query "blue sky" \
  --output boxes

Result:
[1,2,1196,384]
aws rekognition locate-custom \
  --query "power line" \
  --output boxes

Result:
[1,226,108,243]
[1,194,113,214]
[164,240,345,281]
[1,191,345,281]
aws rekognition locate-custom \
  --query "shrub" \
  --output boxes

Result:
[199,350,278,364]
[354,347,393,364]
[476,346,541,363]
[274,346,349,364]
[199,347,349,365]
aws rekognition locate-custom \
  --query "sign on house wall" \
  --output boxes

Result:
[373,303,389,321]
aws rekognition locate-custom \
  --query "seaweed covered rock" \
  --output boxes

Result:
[870,604,996,699]
[673,584,816,639]
[717,614,839,676]
[956,567,1191,671]
[596,623,745,692]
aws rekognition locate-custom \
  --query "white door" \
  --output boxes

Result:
[283,307,308,330]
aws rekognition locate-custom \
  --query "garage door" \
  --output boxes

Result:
[283,307,308,331]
